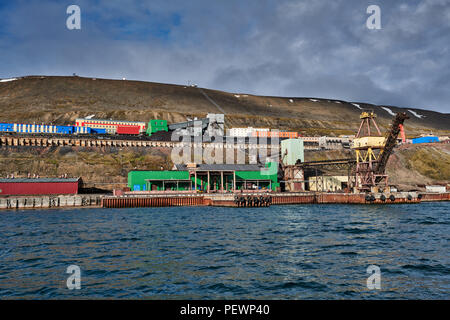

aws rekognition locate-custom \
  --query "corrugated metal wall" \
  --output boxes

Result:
[0,182,79,195]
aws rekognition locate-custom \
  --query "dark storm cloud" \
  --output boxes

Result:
[0,0,449,113]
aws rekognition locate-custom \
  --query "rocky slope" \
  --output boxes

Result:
[0,75,449,136]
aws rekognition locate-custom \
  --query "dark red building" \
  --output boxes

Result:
[0,178,82,196]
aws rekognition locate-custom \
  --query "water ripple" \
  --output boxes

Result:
[0,202,448,299]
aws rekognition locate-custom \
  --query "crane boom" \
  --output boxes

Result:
[375,112,409,176]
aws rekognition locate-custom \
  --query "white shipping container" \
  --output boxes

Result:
[426,185,446,193]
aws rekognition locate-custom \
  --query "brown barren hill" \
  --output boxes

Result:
[0,75,448,136]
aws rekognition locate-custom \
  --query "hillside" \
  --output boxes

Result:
[0,75,448,136]
[0,143,448,191]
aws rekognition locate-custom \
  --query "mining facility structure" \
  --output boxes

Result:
[1,110,449,210]
[351,111,409,193]
[102,109,449,208]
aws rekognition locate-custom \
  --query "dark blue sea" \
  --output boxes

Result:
[0,203,448,299]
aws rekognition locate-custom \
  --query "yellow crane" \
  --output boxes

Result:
[351,111,408,192]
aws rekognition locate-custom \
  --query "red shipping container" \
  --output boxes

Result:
[116,125,140,135]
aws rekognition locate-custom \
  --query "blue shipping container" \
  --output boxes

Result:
[91,128,107,134]
[0,123,14,132]
[75,126,91,134]
[55,126,74,134]
[412,136,439,144]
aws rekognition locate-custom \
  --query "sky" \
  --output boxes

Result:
[0,0,449,113]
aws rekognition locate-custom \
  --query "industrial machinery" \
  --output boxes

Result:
[399,124,406,143]
[168,114,224,140]
[146,119,168,136]
[351,111,408,192]
[279,139,305,192]
[168,118,208,136]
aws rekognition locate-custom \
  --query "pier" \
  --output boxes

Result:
[1,192,448,210]
[0,194,104,210]
[99,192,450,209]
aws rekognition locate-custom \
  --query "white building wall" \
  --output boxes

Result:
[228,127,270,137]
[426,185,446,193]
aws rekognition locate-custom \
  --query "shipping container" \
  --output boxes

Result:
[116,125,140,135]
[75,118,147,134]
[252,131,299,138]
[412,136,439,144]
[0,123,14,132]
[90,128,107,134]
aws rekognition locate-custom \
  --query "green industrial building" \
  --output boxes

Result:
[146,119,168,136]
[128,162,279,192]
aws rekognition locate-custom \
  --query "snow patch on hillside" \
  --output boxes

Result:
[381,106,396,116]
[0,78,17,83]
[408,109,425,119]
